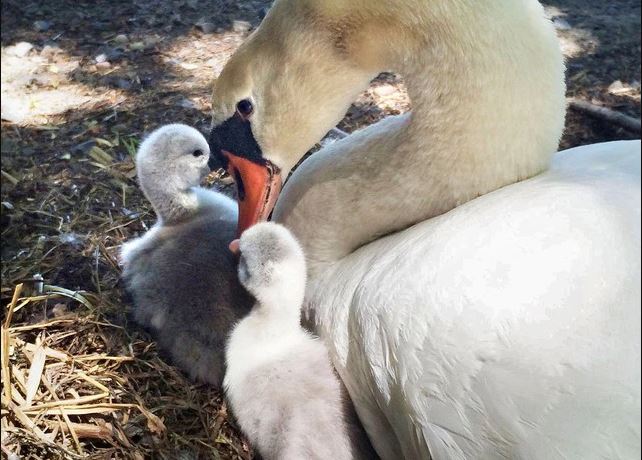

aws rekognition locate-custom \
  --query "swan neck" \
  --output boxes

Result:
[275,0,565,276]
[147,185,199,225]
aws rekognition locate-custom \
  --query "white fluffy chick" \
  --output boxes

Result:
[224,222,377,460]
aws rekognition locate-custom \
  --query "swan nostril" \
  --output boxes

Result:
[234,168,246,200]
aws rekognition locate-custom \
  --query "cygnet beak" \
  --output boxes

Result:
[229,238,241,255]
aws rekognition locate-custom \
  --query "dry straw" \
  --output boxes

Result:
[1,131,250,459]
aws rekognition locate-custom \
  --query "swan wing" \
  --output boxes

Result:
[309,140,641,459]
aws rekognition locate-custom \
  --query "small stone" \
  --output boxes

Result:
[113,34,129,44]
[129,41,145,51]
[552,18,571,31]
[95,53,108,63]
[232,20,251,33]
[7,42,33,57]
[40,44,62,58]
[608,80,627,95]
[33,20,52,32]
[373,84,396,97]
[196,20,217,34]
[96,61,112,69]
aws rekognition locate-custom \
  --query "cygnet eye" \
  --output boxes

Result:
[236,99,254,118]
[192,149,204,157]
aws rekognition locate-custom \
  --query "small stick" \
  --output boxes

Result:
[568,98,641,134]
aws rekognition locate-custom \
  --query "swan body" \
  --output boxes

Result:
[121,124,252,387]
[207,0,642,457]
[303,140,641,459]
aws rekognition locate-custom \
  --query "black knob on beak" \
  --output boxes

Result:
[208,128,227,171]
[208,111,263,171]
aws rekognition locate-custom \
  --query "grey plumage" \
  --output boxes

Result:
[225,223,378,460]
[121,124,252,387]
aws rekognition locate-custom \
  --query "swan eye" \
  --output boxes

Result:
[236,99,254,118]
[192,149,204,157]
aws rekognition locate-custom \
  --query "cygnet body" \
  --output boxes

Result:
[224,222,377,460]
[121,124,252,387]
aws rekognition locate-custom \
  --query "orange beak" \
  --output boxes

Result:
[222,151,282,237]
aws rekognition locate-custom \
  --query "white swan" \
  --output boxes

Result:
[208,0,641,458]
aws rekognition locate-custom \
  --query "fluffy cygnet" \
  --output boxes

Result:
[224,222,377,460]
[121,124,253,387]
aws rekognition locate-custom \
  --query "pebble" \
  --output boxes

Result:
[95,48,124,63]
[232,20,252,33]
[608,80,625,93]
[552,18,572,31]
[7,42,33,57]
[96,61,112,69]
[129,41,146,51]
[196,19,217,34]
[113,34,129,44]
[40,44,62,58]
[373,84,396,97]
[33,20,52,32]
[607,80,637,95]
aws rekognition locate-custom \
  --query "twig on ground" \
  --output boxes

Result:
[568,98,641,134]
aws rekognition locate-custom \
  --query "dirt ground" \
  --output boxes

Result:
[1,0,640,459]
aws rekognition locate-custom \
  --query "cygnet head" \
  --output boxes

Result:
[136,124,211,222]
[237,222,307,312]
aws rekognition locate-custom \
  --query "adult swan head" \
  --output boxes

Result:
[208,0,566,245]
